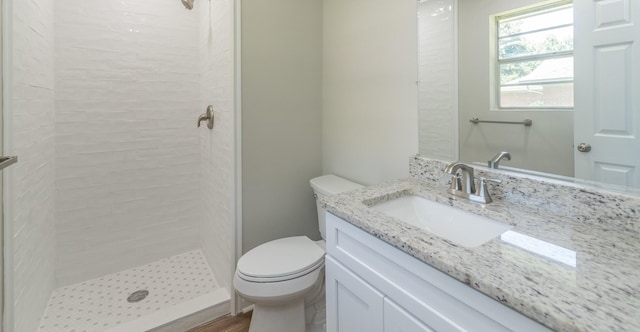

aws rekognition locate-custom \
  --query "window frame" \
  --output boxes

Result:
[493,0,574,111]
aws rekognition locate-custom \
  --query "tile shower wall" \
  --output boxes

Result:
[198,0,235,290]
[417,0,457,161]
[11,0,57,331]
[54,0,203,286]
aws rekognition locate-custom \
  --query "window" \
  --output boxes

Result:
[495,1,573,109]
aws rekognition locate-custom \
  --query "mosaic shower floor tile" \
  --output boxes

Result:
[38,249,220,332]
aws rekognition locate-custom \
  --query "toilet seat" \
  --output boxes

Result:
[237,236,325,283]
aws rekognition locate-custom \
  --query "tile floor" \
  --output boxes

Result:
[38,250,220,332]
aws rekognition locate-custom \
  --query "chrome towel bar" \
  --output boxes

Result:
[469,117,532,127]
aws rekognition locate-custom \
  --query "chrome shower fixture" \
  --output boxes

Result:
[182,0,195,10]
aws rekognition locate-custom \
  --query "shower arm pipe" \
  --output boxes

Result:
[182,0,195,10]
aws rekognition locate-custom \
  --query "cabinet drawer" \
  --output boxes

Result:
[326,213,550,332]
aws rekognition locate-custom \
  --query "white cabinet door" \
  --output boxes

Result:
[384,298,435,332]
[326,256,384,332]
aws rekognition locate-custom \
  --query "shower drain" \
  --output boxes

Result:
[127,290,150,303]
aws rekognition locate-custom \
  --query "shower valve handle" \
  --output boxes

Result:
[198,105,214,129]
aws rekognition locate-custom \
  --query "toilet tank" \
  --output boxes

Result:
[310,175,363,239]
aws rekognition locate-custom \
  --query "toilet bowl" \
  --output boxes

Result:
[233,175,362,332]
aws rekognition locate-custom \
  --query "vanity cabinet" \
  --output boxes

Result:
[325,213,550,332]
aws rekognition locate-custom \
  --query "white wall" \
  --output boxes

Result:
[322,0,419,186]
[457,0,574,176]
[9,0,57,330]
[198,0,235,290]
[54,0,203,286]
[418,0,458,162]
[241,0,323,252]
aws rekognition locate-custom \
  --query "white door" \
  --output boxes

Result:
[325,256,384,332]
[574,0,640,187]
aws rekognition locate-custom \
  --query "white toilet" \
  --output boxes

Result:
[233,175,363,332]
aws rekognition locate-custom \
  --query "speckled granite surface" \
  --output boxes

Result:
[322,156,640,332]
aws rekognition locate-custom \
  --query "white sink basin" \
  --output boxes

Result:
[371,195,511,248]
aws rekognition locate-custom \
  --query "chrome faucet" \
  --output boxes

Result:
[443,162,501,204]
[488,151,511,169]
[443,162,476,194]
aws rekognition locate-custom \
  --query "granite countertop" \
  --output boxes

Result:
[321,176,640,332]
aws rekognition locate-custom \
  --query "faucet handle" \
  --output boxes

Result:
[449,173,463,191]
[474,178,502,203]
[197,105,215,129]
[481,178,502,185]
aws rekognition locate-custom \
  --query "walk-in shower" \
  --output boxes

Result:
[7,0,236,331]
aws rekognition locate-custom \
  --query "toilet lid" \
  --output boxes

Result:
[237,236,325,282]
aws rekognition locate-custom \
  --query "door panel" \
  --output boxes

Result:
[574,0,640,187]
[325,256,384,332]
[384,298,434,332]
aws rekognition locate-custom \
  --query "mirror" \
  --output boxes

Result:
[418,0,640,189]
